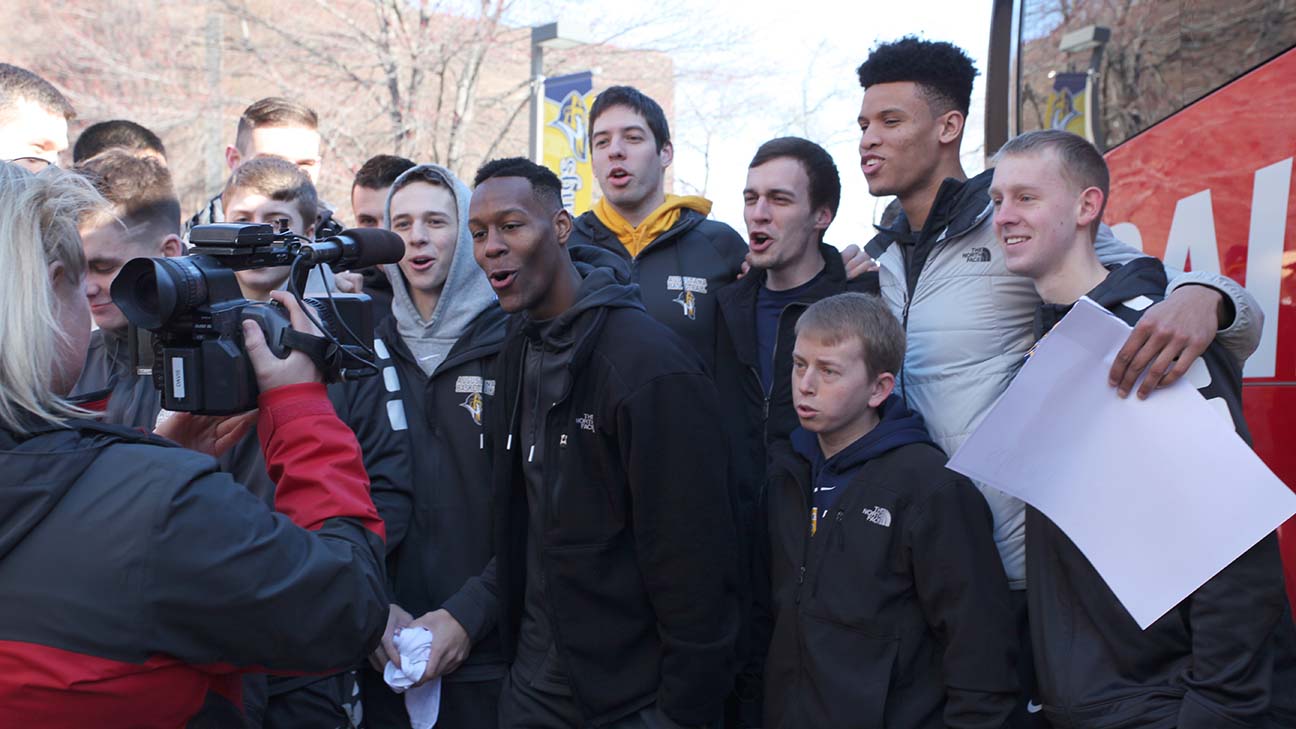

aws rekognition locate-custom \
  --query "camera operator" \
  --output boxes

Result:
[0,163,388,725]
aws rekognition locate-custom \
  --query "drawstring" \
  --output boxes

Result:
[526,341,545,464]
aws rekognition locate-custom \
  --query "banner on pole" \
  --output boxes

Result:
[543,71,596,214]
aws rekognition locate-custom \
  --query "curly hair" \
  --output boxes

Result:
[856,36,978,116]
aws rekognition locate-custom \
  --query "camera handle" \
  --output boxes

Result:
[242,304,342,379]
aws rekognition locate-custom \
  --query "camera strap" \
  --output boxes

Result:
[280,329,343,378]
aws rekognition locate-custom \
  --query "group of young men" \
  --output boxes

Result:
[2,31,1293,729]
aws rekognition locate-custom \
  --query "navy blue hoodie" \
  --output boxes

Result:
[762,395,1017,729]
[791,394,935,519]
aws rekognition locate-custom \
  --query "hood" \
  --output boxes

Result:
[1036,257,1167,338]
[0,423,108,560]
[791,393,935,472]
[381,163,496,376]
[521,244,643,352]
[588,194,713,258]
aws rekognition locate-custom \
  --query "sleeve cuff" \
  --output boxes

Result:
[257,382,332,433]
[1165,271,1243,334]
[441,582,497,645]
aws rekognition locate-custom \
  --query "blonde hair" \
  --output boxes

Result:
[0,162,106,432]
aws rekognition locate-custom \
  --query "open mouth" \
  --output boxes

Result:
[796,405,818,418]
[749,232,774,253]
[1002,235,1030,246]
[487,269,518,290]
[607,167,631,187]
[861,155,883,174]
[408,255,435,272]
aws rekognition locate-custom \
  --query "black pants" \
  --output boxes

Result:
[363,665,502,729]
[497,667,696,729]
[1006,588,1049,729]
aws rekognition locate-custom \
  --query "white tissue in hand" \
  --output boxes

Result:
[382,626,441,729]
[383,626,432,691]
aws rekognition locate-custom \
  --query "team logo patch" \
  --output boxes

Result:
[455,377,494,426]
[667,275,707,320]
[460,392,484,426]
[862,506,892,527]
[963,247,992,263]
[673,290,697,319]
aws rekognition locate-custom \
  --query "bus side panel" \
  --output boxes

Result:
[1102,47,1296,612]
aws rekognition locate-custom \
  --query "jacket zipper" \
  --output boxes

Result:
[810,509,847,598]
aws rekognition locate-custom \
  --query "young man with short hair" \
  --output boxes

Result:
[353,163,508,729]
[990,129,1296,728]
[763,292,1016,729]
[352,153,415,228]
[186,97,342,238]
[217,157,408,728]
[72,119,167,164]
[224,156,320,302]
[852,37,1264,725]
[714,137,880,725]
[470,157,740,729]
[0,62,74,171]
[70,150,183,430]
[350,153,415,321]
[567,85,747,373]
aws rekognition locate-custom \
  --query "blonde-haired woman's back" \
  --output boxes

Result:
[0,162,390,727]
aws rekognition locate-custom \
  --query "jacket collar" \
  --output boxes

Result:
[864,169,995,260]
[573,207,706,261]
[717,242,849,368]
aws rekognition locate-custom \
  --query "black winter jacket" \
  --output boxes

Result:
[715,242,881,497]
[568,208,746,374]
[0,384,388,725]
[488,251,741,727]
[1027,258,1296,729]
[763,400,1018,729]
[714,243,880,723]
[341,305,508,681]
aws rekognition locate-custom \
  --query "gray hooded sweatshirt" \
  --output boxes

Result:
[382,163,497,376]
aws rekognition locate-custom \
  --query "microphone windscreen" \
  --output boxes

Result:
[335,227,406,268]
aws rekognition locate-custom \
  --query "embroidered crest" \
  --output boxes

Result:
[460,392,484,426]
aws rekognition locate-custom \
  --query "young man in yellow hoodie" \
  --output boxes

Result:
[567,85,747,374]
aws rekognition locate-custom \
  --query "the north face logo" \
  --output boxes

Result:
[862,506,892,527]
[963,247,991,263]
[576,413,595,432]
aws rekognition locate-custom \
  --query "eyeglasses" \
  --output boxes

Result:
[6,157,54,173]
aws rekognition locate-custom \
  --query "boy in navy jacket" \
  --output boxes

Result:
[762,292,1018,728]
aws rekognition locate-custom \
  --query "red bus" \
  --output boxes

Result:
[986,0,1296,605]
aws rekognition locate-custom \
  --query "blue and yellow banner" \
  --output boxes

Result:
[1046,72,1089,139]
[543,71,596,215]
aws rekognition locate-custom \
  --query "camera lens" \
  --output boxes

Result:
[112,257,208,329]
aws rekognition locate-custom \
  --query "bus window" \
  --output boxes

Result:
[1015,0,1296,149]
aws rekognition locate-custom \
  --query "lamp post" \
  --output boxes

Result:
[529,22,585,163]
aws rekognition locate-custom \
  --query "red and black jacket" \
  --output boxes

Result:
[0,383,388,727]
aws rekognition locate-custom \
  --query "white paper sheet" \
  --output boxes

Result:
[949,297,1296,629]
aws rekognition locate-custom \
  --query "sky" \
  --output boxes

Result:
[518,0,996,248]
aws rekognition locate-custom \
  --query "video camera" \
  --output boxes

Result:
[112,222,404,414]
